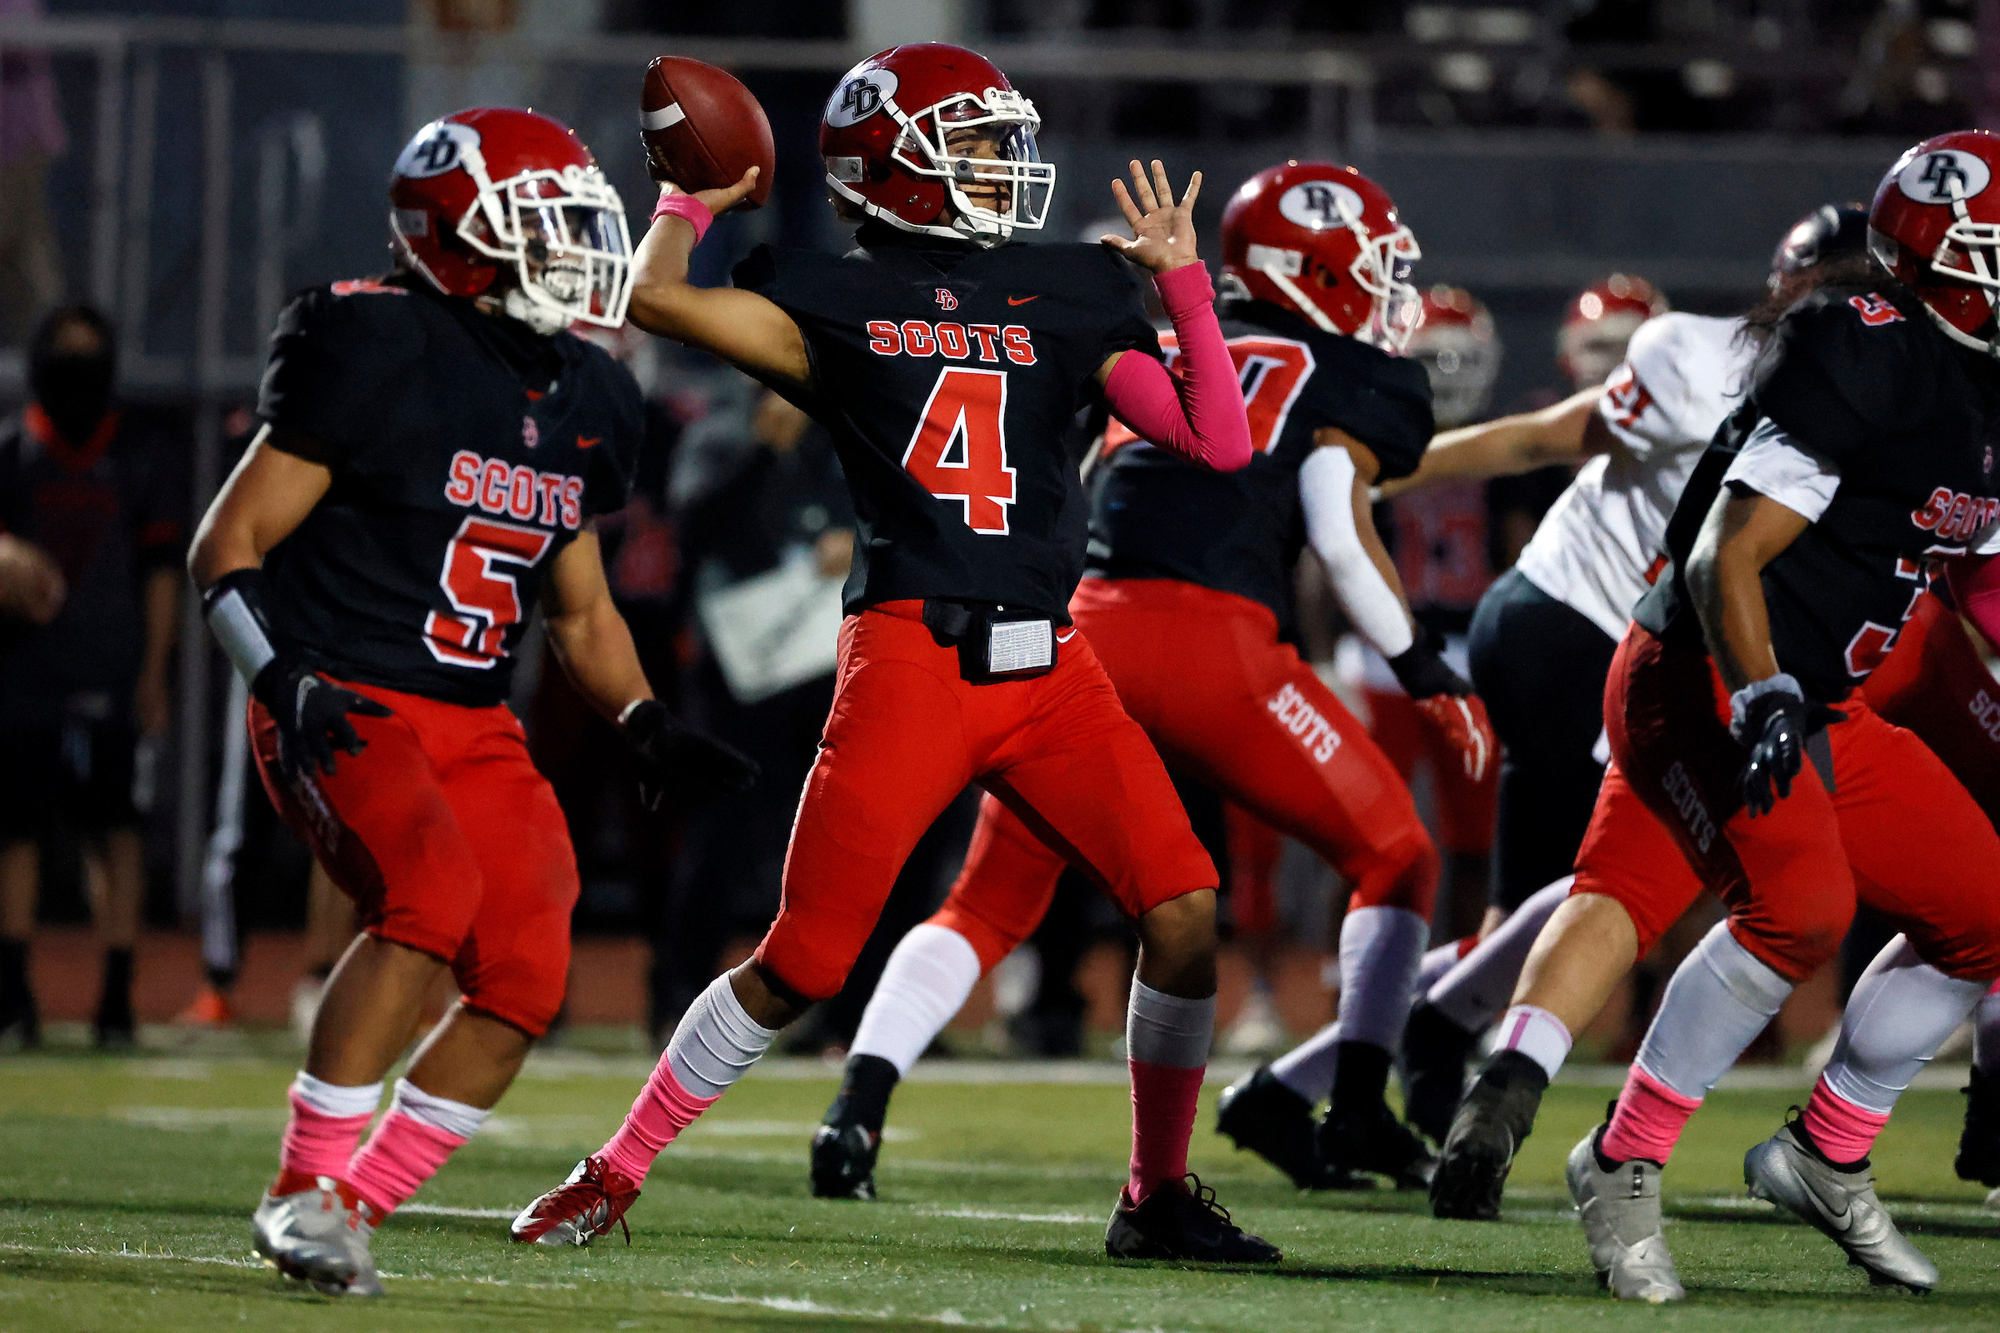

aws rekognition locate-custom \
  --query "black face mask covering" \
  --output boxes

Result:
[30,346,116,445]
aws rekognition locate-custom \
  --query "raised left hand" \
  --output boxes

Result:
[1101,159,1203,275]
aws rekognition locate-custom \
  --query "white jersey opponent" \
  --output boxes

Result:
[1515,312,1755,641]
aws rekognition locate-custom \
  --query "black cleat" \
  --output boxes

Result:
[1430,1048,1549,1220]
[1400,1002,1477,1146]
[1319,1097,1437,1190]
[1105,1174,1281,1264]
[1215,1064,1347,1189]
[1956,1065,2000,1187]
[809,1120,879,1200]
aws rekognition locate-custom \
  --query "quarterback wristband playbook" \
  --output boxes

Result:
[921,599,1056,684]
[652,189,713,245]
[202,568,282,689]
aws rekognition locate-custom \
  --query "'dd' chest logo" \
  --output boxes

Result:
[935,288,958,311]
[522,416,540,449]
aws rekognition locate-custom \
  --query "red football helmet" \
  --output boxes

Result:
[389,108,631,333]
[1219,161,1422,352]
[1869,129,2000,357]
[1408,286,1502,428]
[819,43,1052,244]
[1556,274,1668,389]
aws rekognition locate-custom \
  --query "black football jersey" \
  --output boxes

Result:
[1085,300,1434,639]
[1636,282,2000,703]
[255,277,644,707]
[732,232,1158,623]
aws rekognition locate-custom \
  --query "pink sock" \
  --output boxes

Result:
[1128,1059,1204,1204]
[345,1110,467,1217]
[1799,1075,1890,1164]
[279,1090,375,1181]
[600,1061,720,1187]
[1601,1064,1702,1165]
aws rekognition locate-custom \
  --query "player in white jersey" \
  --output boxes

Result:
[1378,206,1873,1148]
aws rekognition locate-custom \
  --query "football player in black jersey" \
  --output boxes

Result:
[187,109,753,1297]
[513,44,1275,1263]
[798,161,1499,1202]
[1428,129,2000,1300]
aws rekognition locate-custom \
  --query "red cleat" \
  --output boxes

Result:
[175,984,236,1029]
[510,1155,640,1247]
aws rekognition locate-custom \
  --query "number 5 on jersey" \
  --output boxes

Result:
[426,516,553,668]
[902,366,1016,535]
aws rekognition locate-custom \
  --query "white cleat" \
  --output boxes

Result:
[1566,1126,1685,1303]
[251,1170,383,1297]
[1744,1122,1937,1293]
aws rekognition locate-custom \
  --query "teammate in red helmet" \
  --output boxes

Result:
[188,108,754,1297]
[1557,274,1671,390]
[798,159,1495,1200]
[1429,129,2000,1300]
[512,44,1277,1264]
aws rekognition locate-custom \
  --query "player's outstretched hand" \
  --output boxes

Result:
[1388,637,1495,783]
[622,699,760,810]
[652,167,761,220]
[1739,692,1842,817]
[254,658,393,780]
[1102,159,1203,275]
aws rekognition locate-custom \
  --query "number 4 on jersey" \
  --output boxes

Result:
[902,366,1016,534]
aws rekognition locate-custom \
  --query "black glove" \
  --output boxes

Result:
[1386,631,1474,699]
[253,655,392,780]
[1737,687,1842,818]
[622,699,760,810]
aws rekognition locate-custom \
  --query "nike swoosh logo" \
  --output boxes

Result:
[576,435,601,449]
[1057,628,1077,643]
[1007,295,1040,306]
[1796,1166,1853,1230]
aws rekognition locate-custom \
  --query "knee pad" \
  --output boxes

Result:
[1347,827,1440,918]
[1727,897,1852,984]
[456,935,572,1038]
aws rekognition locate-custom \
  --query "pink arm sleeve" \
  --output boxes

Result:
[1948,553,2000,651]
[1101,264,1252,473]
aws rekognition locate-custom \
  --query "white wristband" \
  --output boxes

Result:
[1728,673,1803,741]
[205,585,277,685]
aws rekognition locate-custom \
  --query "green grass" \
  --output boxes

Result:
[2,1049,1997,1332]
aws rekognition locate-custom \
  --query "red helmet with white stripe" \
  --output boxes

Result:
[1556,274,1668,389]
[1408,286,1502,427]
[1219,161,1422,352]
[1869,129,2000,358]
[389,108,631,333]
[819,44,1053,245]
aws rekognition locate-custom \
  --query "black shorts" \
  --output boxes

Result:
[0,719,140,839]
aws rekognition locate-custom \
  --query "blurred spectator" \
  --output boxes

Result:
[0,0,66,342]
[0,304,183,1048]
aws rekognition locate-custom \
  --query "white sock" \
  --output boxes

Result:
[1415,941,1465,997]
[1429,878,1572,1033]
[1493,1004,1572,1082]
[1270,1022,1342,1102]
[1976,984,2000,1076]
[390,1077,490,1140]
[667,973,778,1100]
[1823,936,1986,1114]
[850,924,983,1076]
[291,1071,383,1119]
[1127,979,1214,1068]
[1333,905,1429,1050]
[1634,921,1792,1100]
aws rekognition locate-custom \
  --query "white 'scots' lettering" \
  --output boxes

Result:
[1660,760,1716,854]
[1972,689,2000,745]
[1267,681,1342,763]
[1912,486,1999,542]
[444,450,583,530]
[865,320,1036,365]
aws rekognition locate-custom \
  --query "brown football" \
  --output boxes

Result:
[640,56,774,208]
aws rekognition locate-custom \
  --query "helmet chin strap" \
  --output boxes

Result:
[1257,262,1343,335]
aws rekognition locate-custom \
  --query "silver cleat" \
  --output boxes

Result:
[252,1174,383,1297]
[1566,1126,1685,1303]
[1744,1122,1937,1293]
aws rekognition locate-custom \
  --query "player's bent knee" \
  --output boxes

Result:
[929,902,1027,974]
[1346,829,1440,917]
[1136,887,1218,956]
[1727,905,1851,984]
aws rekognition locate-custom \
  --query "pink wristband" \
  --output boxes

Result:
[1151,262,1216,318]
[652,190,713,245]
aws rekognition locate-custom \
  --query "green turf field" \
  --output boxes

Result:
[2,1048,1996,1332]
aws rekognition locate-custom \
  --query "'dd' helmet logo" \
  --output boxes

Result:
[1278,180,1367,232]
[1898,148,1992,205]
[396,121,481,180]
[825,68,899,129]
[935,288,958,310]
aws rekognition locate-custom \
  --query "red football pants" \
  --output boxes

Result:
[931,578,1438,971]
[250,679,580,1036]
[1572,625,2000,983]
[1365,685,1499,856]
[753,599,1217,1001]
[1863,589,2000,828]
